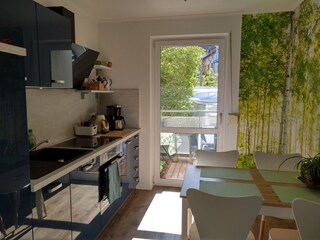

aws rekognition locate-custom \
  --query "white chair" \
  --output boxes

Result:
[269,198,320,240]
[253,151,301,172]
[186,188,263,240]
[253,151,301,240]
[195,150,239,167]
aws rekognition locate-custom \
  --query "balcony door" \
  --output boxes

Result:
[154,37,227,186]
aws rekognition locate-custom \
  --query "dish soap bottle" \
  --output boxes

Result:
[28,129,36,151]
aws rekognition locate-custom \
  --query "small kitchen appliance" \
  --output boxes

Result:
[106,105,126,131]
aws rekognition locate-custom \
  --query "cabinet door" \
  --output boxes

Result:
[0,0,39,86]
[70,158,101,240]
[32,175,72,240]
[0,52,32,239]
[126,135,140,189]
[35,3,72,88]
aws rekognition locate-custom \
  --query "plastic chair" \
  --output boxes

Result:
[269,198,320,240]
[186,188,263,240]
[195,150,239,167]
[253,151,301,172]
[253,151,301,240]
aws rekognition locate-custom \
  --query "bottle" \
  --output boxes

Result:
[28,129,36,151]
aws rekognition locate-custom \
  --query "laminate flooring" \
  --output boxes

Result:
[97,186,297,240]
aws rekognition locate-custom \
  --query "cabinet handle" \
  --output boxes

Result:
[133,166,139,171]
[51,80,65,84]
[46,182,62,193]
[80,163,93,172]
[134,146,139,150]
[134,177,139,182]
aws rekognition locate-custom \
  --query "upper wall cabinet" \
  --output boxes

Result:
[35,3,73,88]
[0,0,38,85]
[0,0,73,88]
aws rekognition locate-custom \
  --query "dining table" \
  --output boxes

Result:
[180,165,320,240]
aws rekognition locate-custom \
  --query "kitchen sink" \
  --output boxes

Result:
[29,148,93,179]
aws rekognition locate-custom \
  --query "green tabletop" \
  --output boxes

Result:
[272,185,320,203]
[200,180,262,197]
[259,170,303,184]
[200,167,253,180]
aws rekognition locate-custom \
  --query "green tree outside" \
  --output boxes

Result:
[160,46,205,116]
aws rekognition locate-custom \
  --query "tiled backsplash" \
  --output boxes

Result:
[26,88,98,146]
[26,88,139,147]
[99,89,139,129]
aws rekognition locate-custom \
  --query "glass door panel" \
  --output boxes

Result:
[155,38,226,185]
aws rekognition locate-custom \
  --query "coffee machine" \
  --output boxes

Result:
[106,105,126,130]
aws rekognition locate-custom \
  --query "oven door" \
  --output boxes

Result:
[99,154,125,203]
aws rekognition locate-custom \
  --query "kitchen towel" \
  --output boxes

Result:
[108,161,121,204]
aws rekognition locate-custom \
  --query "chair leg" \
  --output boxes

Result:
[258,215,266,240]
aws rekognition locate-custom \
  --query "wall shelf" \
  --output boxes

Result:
[77,90,114,93]
[94,65,112,70]
[76,89,114,99]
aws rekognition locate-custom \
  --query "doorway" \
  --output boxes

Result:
[153,37,227,186]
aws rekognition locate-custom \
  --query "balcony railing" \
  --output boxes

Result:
[161,109,217,128]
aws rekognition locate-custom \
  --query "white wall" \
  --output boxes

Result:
[98,15,242,189]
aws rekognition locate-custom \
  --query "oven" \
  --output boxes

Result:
[99,154,126,201]
[98,144,126,213]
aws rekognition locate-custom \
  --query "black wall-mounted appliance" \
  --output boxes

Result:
[71,43,99,89]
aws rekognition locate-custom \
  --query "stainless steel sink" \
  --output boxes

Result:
[29,148,93,179]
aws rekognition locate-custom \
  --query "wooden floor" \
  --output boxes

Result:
[97,186,297,240]
[161,156,192,180]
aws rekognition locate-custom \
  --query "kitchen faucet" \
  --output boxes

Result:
[29,139,49,152]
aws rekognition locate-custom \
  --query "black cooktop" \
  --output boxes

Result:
[54,136,117,149]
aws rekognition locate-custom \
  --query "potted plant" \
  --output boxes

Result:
[280,153,320,188]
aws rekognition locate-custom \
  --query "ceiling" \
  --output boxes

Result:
[67,0,304,23]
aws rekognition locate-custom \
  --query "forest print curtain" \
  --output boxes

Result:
[238,0,320,168]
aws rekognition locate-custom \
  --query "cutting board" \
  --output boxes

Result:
[100,129,134,138]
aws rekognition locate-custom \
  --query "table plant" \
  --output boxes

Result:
[280,153,320,188]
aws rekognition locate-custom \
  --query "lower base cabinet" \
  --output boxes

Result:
[70,157,101,240]
[32,174,72,240]
[29,134,139,239]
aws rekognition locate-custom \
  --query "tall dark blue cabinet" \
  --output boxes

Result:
[0,0,36,238]
[0,52,32,239]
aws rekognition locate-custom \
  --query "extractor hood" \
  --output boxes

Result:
[71,43,99,89]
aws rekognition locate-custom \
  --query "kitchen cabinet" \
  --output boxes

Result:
[35,3,72,88]
[70,158,101,240]
[32,174,72,240]
[0,0,73,88]
[122,134,140,188]
[0,46,32,238]
[0,0,38,87]
[99,135,139,229]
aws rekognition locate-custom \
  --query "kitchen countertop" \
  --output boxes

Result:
[30,128,140,192]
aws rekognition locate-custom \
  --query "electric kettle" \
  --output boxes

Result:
[114,116,126,130]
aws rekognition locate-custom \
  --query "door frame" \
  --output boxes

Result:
[150,34,231,187]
